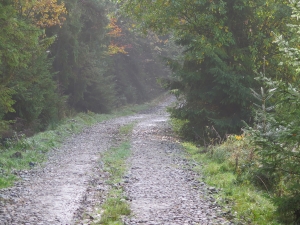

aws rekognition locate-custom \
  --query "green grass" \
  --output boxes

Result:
[93,122,136,224]
[103,142,131,184]
[94,140,132,224]
[119,123,135,136]
[0,96,159,189]
[97,189,131,225]
[182,142,280,225]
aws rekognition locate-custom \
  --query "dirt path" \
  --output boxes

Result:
[123,99,230,225]
[0,113,144,224]
[0,96,230,225]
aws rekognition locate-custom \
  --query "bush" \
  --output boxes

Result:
[247,76,300,223]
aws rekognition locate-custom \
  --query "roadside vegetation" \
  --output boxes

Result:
[181,137,279,225]
[0,102,149,189]
[173,66,300,224]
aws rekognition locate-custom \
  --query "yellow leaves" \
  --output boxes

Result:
[107,42,128,55]
[235,135,244,141]
[107,17,128,55]
[14,0,67,28]
[107,18,123,37]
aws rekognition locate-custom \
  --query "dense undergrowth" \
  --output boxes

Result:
[181,138,279,225]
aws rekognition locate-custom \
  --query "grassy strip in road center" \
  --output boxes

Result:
[97,142,131,225]
[93,123,135,225]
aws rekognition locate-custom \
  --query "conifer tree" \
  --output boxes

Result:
[118,0,291,140]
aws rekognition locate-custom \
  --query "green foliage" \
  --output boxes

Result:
[274,0,300,77]
[0,0,167,138]
[7,53,64,130]
[0,2,65,135]
[247,76,300,223]
[50,0,116,112]
[103,142,131,183]
[106,16,169,105]
[0,3,41,71]
[0,3,41,120]
[243,3,300,222]
[0,86,15,117]
[49,0,166,113]
[0,0,64,138]
[118,0,292,141]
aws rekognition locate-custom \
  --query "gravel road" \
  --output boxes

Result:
[0,95,231,225]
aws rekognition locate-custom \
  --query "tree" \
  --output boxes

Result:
[117,0,291,141]
[247,1,300,222]
[0,0,169,137]
[0,1,65,134]
[7,53,64,130]
[0,3,40,119]
[49,0,118,112]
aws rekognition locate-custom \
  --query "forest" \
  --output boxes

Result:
[0,0,168,137]
[1,0,300,224]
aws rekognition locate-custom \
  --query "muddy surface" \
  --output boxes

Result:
[0,96,231,225]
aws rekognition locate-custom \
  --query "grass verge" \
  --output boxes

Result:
[182,142,280,225]
[0,95,161,189]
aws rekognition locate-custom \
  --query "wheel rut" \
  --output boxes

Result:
[123,99,230,225]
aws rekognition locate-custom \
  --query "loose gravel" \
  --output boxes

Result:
[0,95,233,225]
[123,98,231,225]
[0,115,142,225]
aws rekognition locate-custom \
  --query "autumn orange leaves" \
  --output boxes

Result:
[13,0,67,28]
[12,1,128,55]
[107,18,128,55]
